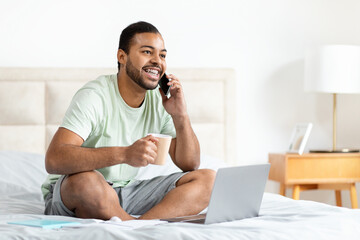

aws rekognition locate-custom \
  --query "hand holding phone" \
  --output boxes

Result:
[159,73,170,96]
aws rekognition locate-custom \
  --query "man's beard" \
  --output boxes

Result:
[126,58,159,90]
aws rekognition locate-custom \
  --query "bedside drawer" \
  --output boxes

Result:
[269,153,360,184]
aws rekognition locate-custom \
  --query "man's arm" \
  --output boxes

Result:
[160,74,200,171]
[169,116,200,171]
[45,127,159,175]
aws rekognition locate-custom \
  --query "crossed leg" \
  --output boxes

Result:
[60,169,216,220]
[60,170,135,220]
[139,169,216,219]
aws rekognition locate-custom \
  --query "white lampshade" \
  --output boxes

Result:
[304,45,360,94]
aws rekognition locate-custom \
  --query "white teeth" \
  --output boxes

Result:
[145,69,159,75]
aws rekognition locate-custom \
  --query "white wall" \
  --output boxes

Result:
[1,0,360,207]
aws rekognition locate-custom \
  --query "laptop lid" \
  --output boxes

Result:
[204,164,270,224]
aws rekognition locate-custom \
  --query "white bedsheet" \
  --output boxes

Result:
[1,151,360,240]
[1,193,360,240]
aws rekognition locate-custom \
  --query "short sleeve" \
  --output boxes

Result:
[161,112,176,138]
[60,89,103,141]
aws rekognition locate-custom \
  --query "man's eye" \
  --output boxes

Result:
[144,50,151,54]
[160,54,166,59]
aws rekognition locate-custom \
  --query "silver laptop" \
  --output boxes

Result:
[162,164,270,224]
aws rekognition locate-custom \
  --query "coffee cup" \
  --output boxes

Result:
[147,133,172,165]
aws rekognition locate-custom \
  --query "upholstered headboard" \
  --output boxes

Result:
[0,68,236,165]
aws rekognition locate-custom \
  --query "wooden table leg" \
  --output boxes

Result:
[350,183,358,209]
[335,190,342,207]
[292,185,300,200]
[279,184,286,196]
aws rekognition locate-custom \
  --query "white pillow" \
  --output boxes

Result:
[0,151,47,201]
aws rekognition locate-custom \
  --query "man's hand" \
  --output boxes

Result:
[159,74,187,119]
[124,135,159,167]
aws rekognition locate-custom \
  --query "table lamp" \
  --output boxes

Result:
[304,44,360,153]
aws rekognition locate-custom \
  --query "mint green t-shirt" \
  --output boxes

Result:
[41,74,176,199]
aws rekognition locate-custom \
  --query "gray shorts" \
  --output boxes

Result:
[44,172,187,217]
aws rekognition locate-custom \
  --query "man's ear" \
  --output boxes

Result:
[117,49,127,65]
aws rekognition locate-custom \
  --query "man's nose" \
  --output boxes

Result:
[150,54,161,64]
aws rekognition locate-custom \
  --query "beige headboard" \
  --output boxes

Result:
[0,68,236,165]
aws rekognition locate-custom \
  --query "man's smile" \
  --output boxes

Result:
[142,67,161,81]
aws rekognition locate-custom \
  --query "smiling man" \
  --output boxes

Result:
[41,21,215,220]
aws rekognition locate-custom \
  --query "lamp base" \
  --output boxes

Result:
[309,148,359,153]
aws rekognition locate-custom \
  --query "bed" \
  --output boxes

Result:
[1,67,360,239]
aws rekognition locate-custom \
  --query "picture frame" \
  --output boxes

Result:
[288,123,313,155]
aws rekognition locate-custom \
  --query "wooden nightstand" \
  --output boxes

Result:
[268,153,360,208]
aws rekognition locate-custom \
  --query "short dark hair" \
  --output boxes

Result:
[117,21,161,70]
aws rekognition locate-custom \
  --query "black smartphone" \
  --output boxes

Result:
[159,73,170,96]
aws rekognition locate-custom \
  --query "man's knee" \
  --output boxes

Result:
[175,169,216,209]
[194,168,215,183]
[197,169,216,192]
[177,169,216,190]
[62,171,105,193]
[61,171,112,210]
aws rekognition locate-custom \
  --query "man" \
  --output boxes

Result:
[41,21,215,221]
